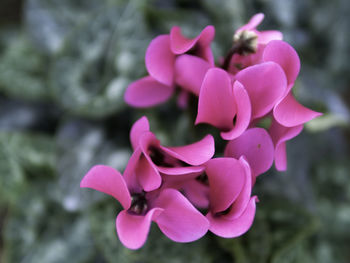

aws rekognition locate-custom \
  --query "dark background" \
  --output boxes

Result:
[0,0,349,262]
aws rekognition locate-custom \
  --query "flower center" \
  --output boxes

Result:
[129,193,148,215]
[149,146,182,167]
[196,173,209,186]
[222,30,258,70]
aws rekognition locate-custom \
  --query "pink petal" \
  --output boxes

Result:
[263,40,300,85]
[221,81,252,140]
[130,116,150,150]
[154,189,209,242]
[258,30,283,44]
[81,165,131,209]
[224,157,252,220]
[174,55,211,95]
[145,35,175,86]
[116,208,163,250]
[224,128,274,176]
[206,158,246,214]
[161,134,215,166]
[206,196,258,238]
[170,25,215,64]
[235,61,287,119]
[125,76,174,108]
[269,118,303,171]
[273,92,323,127]
[123,148,143,193]
[238,13,264,31]
[182,180,210,209]
[195,68,236,130]
[135,154,162,192]
[157,166,205,175]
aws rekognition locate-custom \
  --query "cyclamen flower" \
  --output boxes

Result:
[225,13,283,74]
[205,157,258,237]
[125,116,215,191]
[125,26,215,108]
[80,165,209,249]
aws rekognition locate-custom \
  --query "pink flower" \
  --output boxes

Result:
[262,40,322,127]
[125,26,215,108]
[226,13,283,74]
[125,116,215,191]
[205,157,258,238]
[195,67,251,140]
[196,62,287,140]
[224,128,274,178]
[80,165,209,249]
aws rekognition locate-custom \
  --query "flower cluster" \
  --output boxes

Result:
[81,14,321,249]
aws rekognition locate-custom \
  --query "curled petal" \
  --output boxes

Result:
[235,62,287,119]
[157,166,205,175]
[224,128,274,176]
[145,35,175,86]
[175,55,211,95]
[130,116,150,150]
[273,92,323,127]
[224,157,252,220]
[207,196,258,238]
[123,148,143,193]
[263,40,300,84]
[125,76,174,108]
[161,134,215,166]
[206,158,246,214]
[195,68,236,130]
[221,81,252,140]
[116,208,163,250]
[238,13,264,31]
[136,154,162,192]
[269,118,303,171]
[81,165,131,209]
[154,189,209,242]
[170,25,215,64]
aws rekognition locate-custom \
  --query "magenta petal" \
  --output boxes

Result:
[235,62,287,119]
[183,180,209,209]
[263,40,300,84]
[161,134,215,166]
[123,148,143,193]
[174,55,211,95]
[206,158,246,213]
[170,25,215,62]
[207,196,258,238]
[81,165,131,209]
[238,13,264,31]
[221,81,252,140]
[130,116,150,150]
[269,118,303,171]
[136,154,162,192]
[195,68,236,130]
[273,92,323,127]
[258,30,283,44]
[116,208,163,250]
[224,128,274,176]
[154,189,209,242]
[125,76,174,108]
[225,157,252,220]
[145,35,175,86]
[157,166,205,175]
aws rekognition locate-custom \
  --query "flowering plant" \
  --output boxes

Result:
[81,13,321,249]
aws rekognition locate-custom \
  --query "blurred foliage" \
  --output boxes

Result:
[0,0,349,262]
